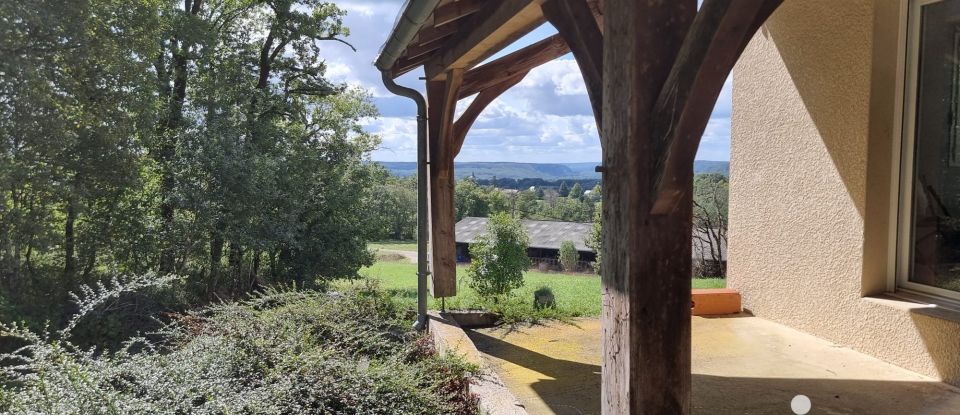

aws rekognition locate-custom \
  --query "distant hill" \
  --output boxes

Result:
[375,160,729,180]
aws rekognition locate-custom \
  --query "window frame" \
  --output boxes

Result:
[895,0,960,303]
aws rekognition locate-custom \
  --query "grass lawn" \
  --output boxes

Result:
[336,260,725,321]
[368,241,418,252]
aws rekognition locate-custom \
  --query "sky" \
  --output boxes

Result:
[317,1,733,163]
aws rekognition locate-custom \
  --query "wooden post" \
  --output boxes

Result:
[597,0,782,413]
[426,69,463,298]
[601,1,695,413]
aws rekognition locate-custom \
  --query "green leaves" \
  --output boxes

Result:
[466,213,531,299]
[0,0,383,329]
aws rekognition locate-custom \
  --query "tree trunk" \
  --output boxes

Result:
[228,241,242,289]
[63,196,77,285]
[157,1,204,274]
[82,245,96,283]
[251,250,261,291]
[209,226,224,285]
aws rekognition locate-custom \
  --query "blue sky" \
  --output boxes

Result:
[319,1,732,163]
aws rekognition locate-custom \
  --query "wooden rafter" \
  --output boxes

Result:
[458,34,568,99]
[542,0,603,128]
[433,0,485,27]
[424,0,546,80]
[403,40,445,61]
[416,23,459,46]
[391,26,459,78]
[649,0,784,215]
[452,70,529,155]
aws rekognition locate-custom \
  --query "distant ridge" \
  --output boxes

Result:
[374,160,729,180]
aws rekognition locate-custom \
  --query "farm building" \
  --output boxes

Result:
[454,216,726,274]
[454,217,596,268]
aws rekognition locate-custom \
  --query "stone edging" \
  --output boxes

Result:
[427,311,529,415]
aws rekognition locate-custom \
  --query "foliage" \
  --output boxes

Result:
[466,213,531,299]
[558,181,570,197]
[0,0,382,335]
[569,182,584,199]
[0,282,479,415]
[558,240,579,272]
[370,173,418,241]
[586,204,602,274]
[449,177,596,222]
[455,177,510,220]
[693,174,729,278]
[533,286,556,310]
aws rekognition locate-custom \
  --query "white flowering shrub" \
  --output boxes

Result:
[0,280,478,415]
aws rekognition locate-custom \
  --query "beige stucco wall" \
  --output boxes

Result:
[730,0,960,386]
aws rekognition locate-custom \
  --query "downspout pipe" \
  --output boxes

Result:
[380,71,430,331]
[375,0,438,330]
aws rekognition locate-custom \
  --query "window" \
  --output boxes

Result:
[899,0,960,300]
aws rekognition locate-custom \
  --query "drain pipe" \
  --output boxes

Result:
[381,71,429,330]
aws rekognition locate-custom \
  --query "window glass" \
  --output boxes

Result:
[909,0,960,293]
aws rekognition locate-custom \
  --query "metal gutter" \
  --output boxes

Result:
[379,72,430,331]
[376,0,438,330]
[374,0,441,72]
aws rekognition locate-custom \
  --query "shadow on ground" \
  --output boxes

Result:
[467,320,960,415]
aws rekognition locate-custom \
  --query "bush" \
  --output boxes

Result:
[0,279,479,415]
[466,213,531,299]
[533,286,556,310]
[558,240,579,272]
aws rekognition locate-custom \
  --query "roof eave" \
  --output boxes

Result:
[374,0,442,73]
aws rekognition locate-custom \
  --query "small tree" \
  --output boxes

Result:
[467,213,531,298]
[693,174,728,277]
[558,240,579,272]
[569,182,584,199]
[558,181,570,197]
[585,203,602,274]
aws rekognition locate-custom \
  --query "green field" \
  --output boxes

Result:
[368,241,418,252]
[337,260,725,321]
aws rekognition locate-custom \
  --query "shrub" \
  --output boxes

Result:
[533,286,556,310]
[586,204,602,274]
[466,213,531,299]
[0,279,479,415]
[558,241,579,272]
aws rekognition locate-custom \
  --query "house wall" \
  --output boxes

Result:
[730,0,960,385]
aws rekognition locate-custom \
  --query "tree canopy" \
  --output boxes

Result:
[0,0,381,332]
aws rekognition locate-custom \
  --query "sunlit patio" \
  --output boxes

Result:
[464,316,960,414]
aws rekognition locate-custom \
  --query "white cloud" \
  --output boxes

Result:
[518,59,587,96]
[330,4,732,163]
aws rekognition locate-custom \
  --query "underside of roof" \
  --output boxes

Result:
[375,0,602,81]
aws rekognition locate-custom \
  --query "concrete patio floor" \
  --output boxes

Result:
[466,316,960,414]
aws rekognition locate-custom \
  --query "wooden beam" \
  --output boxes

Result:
[649,0,783,215]
[426,68,463,298]
[403,39,444,62]
[542,0,603,129]
[452,70,529,155]
[587,0,604,29]
[433,0,485,27]
[601,0,697,413]
[458,34,568,99]
[424,0,547,80]
[393,55,432,78]
[416,23,460,45]
[391,26,460,78]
